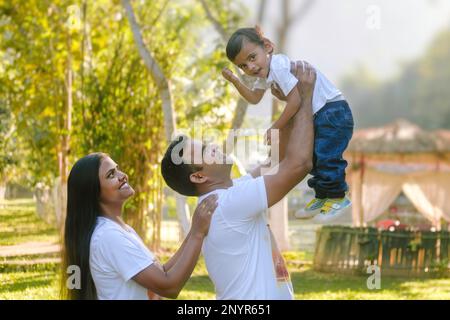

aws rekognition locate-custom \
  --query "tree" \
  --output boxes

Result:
[0,0,83,225]
[121,0,190,240]
[198,0,252,132]
[0,100,16,206]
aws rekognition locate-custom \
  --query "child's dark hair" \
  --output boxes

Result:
[226,26,273,61]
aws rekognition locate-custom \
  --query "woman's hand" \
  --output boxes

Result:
[190,194,218,238]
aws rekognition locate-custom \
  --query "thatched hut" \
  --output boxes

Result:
[345,119,450,229]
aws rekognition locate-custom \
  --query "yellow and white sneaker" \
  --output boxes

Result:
[313,196,352,223]
[295,198,326,219]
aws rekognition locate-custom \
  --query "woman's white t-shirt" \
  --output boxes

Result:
[90,216,155,300]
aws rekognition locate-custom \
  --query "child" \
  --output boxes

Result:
[222,27,354,222]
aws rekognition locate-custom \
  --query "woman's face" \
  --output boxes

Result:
[98,156,135,204]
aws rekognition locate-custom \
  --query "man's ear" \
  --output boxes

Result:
[189,171,208,184]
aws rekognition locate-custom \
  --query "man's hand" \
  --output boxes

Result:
[294,61,316,99]
[222,67,239,84]
[271,61,316,101]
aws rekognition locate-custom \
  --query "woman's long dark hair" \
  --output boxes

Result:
[61,153,106,300]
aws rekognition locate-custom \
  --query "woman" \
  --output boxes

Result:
[61,152,217,300]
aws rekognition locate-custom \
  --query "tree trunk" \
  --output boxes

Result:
[0,181,6,209]
[57,32,73,230]
[198,0,254,134]
[267,0,292,250]
[122,0,190,237]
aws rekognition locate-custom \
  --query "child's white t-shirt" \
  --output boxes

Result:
[200,174,294,300]
[90,216,155,300]
[253,54,342,114]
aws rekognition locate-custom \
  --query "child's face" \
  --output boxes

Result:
[232,39,271,78]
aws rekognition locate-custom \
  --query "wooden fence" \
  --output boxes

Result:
[313,226,450,277]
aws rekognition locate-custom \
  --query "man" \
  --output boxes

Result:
[161,62,315,299]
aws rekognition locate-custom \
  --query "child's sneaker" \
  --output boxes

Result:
[313,196,352,223]
[295,198,326,219]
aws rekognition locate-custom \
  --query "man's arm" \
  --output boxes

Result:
[262,63,315,207]
[249,118,292,178]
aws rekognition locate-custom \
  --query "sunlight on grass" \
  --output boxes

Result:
[0,199,58,246]
[0,269,59,300]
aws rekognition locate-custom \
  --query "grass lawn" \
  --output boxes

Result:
[0,199,58,246]
[1,199,449,300]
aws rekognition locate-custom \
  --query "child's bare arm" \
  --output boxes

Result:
[222,68,265,104]
[271,87,301,130]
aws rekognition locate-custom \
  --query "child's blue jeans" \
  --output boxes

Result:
[307,100,354,199]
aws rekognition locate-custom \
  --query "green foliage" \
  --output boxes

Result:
[341,29,450,130]
[0,99,17,181]
[0,199,57,246]
[0,0,242,180]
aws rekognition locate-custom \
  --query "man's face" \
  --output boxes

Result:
[182,139,233,180]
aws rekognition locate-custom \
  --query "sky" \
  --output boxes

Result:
[236,0,450,120]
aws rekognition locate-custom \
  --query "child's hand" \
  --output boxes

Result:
[265,125,282,146]
[222,67,238,83]
[271,83,287,101]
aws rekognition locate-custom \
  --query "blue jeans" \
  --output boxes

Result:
[307,100,354,199]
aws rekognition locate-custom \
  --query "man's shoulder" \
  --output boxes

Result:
[225,175,267,205]
[231,174,253,184]
[213,175,268,223]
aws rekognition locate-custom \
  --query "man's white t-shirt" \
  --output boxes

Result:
[253,53,342,114]
[200,175,294,300]
[90,216,155,300]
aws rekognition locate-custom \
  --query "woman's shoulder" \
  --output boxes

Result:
[91,217,128,248]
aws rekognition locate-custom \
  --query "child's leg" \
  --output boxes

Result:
[307,100,354,199]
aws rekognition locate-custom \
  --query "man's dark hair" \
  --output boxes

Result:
[161,135,202,196]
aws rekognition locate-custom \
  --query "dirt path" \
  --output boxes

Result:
[0,242,60,258]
